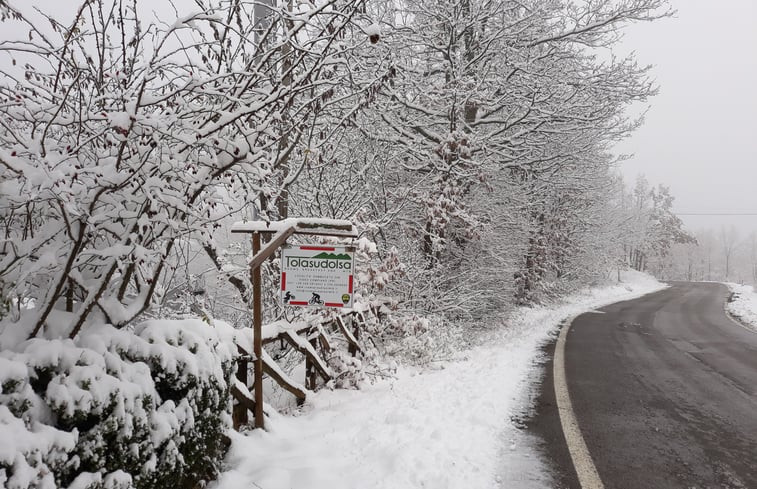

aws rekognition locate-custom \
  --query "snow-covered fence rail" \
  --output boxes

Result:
[229,298,393,429]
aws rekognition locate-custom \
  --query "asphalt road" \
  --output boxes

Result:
[530,282,757,489]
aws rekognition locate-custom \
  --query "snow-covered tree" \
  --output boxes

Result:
[621,176,694,275]
[646,184,697,275]
[331,0,672,308]
[719,225,740,281]
[0,0,373,338]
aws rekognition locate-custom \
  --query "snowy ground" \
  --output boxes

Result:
[724,283,757,333]
[211,271,665,489]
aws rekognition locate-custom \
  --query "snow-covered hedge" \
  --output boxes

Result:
[0,319,235,489]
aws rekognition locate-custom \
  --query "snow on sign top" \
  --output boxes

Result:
[281,245,355,308]
[230,218,357,237]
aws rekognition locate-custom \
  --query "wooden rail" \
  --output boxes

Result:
[231,299,393,429]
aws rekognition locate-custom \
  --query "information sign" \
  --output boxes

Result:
[280,245,355,308]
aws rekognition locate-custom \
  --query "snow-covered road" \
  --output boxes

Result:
[211,271,665,489]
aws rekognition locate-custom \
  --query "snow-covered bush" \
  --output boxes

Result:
[326,350,366,389]
[0,319,234,489]
[347,239,463,366]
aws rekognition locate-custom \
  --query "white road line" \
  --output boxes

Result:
[553,318,605,489]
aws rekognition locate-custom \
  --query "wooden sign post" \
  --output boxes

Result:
[231,218,358,429]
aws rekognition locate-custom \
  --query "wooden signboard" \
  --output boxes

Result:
[281,245,355,308]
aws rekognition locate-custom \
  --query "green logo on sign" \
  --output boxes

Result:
[342,294,350,304]
[285,253,352,270]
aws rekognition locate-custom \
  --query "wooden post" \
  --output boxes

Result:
[306,336,318,390]
[232,349,248,428]
[348,315,359,357]
[252,232,265,429]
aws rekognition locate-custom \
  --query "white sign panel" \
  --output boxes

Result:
[280,245,355,308]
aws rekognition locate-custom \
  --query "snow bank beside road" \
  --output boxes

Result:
[212,270,665,489]
[724,283,757,332]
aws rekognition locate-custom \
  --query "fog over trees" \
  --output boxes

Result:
[652,225,757,285]
[616,174,757,286]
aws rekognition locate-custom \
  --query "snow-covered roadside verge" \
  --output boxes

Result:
[724,283,757,332]
[211,271,665,489]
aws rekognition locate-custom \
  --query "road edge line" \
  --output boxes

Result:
[554,316,605,489]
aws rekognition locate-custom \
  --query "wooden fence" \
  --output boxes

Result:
[231,298,393,428]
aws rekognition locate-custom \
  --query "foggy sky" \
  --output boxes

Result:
[615,0,757,236]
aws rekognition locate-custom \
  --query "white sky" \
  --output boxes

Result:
[614,0,757,235]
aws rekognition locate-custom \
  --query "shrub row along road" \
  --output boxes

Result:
[534,282,757,489]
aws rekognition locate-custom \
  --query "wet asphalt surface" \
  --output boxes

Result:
[528,282,757,489]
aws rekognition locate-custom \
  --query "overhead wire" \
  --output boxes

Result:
[674,213,757,216]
